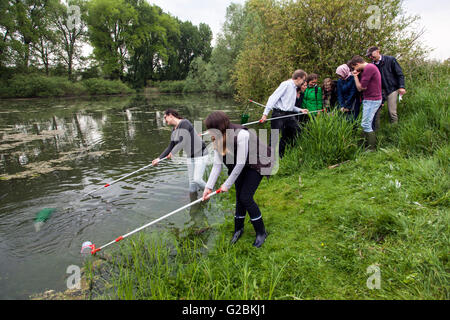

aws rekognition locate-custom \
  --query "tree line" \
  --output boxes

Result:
[0,0,212,88]
[0,0,433,97]
[186,0,429,98]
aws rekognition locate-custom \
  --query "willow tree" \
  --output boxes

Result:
[233,0,427,103]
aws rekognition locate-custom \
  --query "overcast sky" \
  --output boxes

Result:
[148,0,449,61]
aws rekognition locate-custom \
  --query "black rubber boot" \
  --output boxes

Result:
[230,217,245,244]
[251,218,268,248]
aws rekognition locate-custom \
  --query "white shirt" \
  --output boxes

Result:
[374,55,383,65]
[263,79,301,116]
[205,130,249,190]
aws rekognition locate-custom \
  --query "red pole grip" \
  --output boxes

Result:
[115,236,124,242]
[104,184,110,188]
[91,244,101,255]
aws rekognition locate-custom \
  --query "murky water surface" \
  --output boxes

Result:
[0,94,241,299]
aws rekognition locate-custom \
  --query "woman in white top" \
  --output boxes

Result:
[202,111,273,248]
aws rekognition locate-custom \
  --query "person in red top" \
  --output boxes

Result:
[348,55,382,151]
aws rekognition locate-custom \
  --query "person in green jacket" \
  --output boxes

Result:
[302,73,323,112]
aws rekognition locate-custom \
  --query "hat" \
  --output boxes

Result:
[366,46,379,57]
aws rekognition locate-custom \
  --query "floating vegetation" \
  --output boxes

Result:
[0,161,73,180]
[0,129,65,152]
[0,148,120,180]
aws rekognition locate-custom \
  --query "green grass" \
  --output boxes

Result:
[84,62,449,300]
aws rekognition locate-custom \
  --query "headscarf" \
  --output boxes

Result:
[336,64,351,80]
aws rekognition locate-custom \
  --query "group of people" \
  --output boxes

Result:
[150,46,406,249]
[263,46,406,157]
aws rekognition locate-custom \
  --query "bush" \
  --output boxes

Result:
[3,74,76,98]
[156,80,187,93]
[81,78,134,95]
[0,74,134,98]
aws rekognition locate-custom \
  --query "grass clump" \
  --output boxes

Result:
[280,112,362,175]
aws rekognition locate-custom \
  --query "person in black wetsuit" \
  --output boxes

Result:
[202,111,274,248]
[152,109,209,198]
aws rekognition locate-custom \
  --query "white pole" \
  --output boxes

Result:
[84,156,168,197]
[90,189,222,254]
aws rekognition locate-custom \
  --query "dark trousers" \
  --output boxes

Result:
[271,109,301,158]
[234,167,263,221]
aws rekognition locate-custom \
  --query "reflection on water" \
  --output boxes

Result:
[0,94,242,299]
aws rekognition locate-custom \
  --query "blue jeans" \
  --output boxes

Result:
[361,99,382,133]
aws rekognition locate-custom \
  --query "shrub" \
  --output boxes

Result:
[81,78,134,95]
[4,74,77,98]
[0,75,133,98]
[156,80,186,93]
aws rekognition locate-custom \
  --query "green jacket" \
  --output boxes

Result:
[302,86,323,111]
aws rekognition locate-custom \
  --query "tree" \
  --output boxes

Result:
[52,0,88,80]
[7,0,58,72]
[126,2,179,87]
[0,1,16,69]
[233,0,428,103]
[86,0,140,79]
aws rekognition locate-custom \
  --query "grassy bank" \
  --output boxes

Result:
[0,75,135,99]
[83,63,449,300]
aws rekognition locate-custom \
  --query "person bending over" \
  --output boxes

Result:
[203,111,274,248]
[152,109,209,197]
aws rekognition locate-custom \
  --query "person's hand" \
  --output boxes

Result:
[341,108,349,112]
[398,88,406,95]
[152,158,160,166]
[352,70,360,77]
[167,153,172,159]
[220,184,229,193]
[301,109,308,114]
[202,188,213,201]
[260,115,267,123]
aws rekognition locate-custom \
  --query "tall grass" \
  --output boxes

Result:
[279,112,362,175]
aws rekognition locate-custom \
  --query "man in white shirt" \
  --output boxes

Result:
[260,69,308,158]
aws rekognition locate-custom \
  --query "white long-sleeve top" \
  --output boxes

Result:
[263,79,301,116]
[205,130,249,190]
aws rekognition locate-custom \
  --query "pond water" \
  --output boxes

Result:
[0,93,245,299]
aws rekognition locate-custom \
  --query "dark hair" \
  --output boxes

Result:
[348,55,365,68]
[205,111,231,133]
[366,46,379,57]
[292,69,307,80]
[306,73,318,83]
[164,108,183,119]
